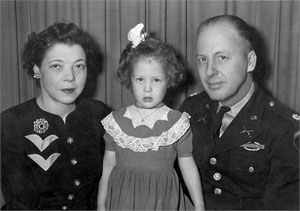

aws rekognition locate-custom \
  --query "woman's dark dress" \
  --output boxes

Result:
[1,98,110,210]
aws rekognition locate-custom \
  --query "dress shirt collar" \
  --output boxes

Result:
[218,82,255,118]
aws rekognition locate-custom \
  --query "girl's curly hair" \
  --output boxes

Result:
[21,22,101,79]
[117,36,186,89]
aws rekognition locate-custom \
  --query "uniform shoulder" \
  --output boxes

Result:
[265,97,300,125]
[181,91,210,105]
[264,97,300,151]
[185,91,208,101]
[180,91,211,114]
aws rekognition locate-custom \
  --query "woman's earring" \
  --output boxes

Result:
[33,73,41,79]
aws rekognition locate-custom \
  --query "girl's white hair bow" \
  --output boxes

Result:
[127,23,147,48]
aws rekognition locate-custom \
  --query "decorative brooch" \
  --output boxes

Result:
[33,118,49,134]
[127,23,148,48]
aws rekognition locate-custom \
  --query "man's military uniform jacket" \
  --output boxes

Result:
[1,98,110,210]
[180,85,299,210]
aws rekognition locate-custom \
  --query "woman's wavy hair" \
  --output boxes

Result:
[117,36,186,89]
[22,22,102,79]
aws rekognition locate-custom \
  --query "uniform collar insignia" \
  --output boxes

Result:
[205,103,210,110]
[250,115,258,120]
[240,127,254,138]
[194,101,213,124]
[189,92,198,97]
[196,115,207,123]
[240,141,265,151]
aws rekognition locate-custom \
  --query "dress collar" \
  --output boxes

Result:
[124,105,170,129]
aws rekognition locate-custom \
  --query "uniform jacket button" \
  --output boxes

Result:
[249,166,255,172]
[269,101,275,107]
[67,137,74,144]
[214,188,222,195]
[74,179,81,186]
[213,173,221,181]
[62,205,68,210]
[210,157,217,165]
[71,159,77,165]
[68,194,74,200]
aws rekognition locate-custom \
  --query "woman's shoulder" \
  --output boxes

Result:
[1,99,36,121]
[1,99,38,132]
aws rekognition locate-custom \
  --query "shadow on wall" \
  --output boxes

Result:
[250,24,273,97]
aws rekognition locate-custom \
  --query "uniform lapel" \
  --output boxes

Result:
[191,101,217,163]
[212,86,266,155]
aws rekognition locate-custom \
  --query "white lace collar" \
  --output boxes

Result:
[101,111,191,152]
[124,105,169,129]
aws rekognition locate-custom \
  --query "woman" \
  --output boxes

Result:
[1,22,110,210]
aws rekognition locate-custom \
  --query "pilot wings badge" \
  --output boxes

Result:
[240,141,265,151]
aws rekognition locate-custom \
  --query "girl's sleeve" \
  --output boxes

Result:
[176,128,193,157]
[103,132,116,151]
[101,113,116,151]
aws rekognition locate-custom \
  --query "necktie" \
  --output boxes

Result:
[213,106,230,137]
[219,111,233,137]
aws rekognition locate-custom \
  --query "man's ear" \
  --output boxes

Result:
[247,50,257,73]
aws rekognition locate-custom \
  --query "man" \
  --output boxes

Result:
[180,15,299,210]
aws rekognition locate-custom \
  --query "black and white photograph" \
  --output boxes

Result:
[1,0,299,210]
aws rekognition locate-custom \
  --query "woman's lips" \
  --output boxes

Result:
[61,88,75,94]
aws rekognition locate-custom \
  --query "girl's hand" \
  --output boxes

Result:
[178,156,205,211]
[194,203,205,211]
[97,150,116,211]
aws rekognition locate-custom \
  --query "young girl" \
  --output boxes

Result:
[97,23,205,211]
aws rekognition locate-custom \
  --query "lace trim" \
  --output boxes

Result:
[101,112,191,152]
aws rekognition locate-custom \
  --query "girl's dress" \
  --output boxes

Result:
[101,104,194,210]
